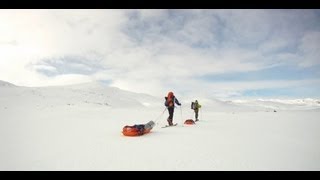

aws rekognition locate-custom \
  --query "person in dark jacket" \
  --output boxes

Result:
[193,100,201,121]
[164,91,181,126]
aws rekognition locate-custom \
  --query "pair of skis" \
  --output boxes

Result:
[161,123,178,128]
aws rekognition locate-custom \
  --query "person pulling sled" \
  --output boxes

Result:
[164,91,181,126]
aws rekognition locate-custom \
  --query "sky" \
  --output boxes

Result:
[0,9,320,100]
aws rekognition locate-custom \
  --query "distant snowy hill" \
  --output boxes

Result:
[0,80,16,87]
[228,98,320,111]
[192,97,320,113]
[0,80,319,111]
[0,80,162,110]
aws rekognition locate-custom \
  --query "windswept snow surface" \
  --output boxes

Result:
[0,80,319,170]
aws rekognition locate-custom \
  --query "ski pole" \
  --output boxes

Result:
[180,105,183,125]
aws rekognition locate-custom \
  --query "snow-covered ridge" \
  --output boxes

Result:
[1,79,319,111]
[0,80,16,87]
[233,98,320,105]
[0,80,163,109]
[229,98,320,111]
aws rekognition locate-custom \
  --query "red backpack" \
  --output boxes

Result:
[165,92,174,107]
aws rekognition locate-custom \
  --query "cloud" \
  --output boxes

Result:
[44,74,93,86]
[176,78,320,99]
[298,31,320,67]
[0,9,320,99]
[0,40,18,46]
[0,9,129,85]
[28,55,105,76]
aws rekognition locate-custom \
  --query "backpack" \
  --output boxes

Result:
[191,102,195,109]
[165,92,174,107]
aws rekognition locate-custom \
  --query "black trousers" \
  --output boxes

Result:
[194,109,199,119]
[168,107,174,120]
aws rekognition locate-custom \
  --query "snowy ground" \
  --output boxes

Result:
[0,80,320,170]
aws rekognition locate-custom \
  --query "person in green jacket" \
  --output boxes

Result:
[193,100,201,121]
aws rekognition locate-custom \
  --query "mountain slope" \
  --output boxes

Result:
[0,80,16,87]
[0,80,163,109]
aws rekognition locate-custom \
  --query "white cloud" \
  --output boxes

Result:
[220,10,272,44]
[0,9,319,99]
[44,74,93,87]
[298,31,320,67]
[173,78,320,100]
[0,9,129,86]
[258,38,291,54]
[33,64,57,72]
